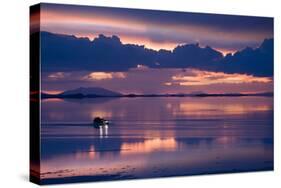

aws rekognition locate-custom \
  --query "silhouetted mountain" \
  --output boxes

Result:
[37,31,273,76]
[41,90,273,99]
[61,87,122,97]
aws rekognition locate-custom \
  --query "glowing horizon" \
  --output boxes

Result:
[42,68,273,95]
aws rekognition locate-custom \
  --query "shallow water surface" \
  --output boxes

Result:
[40,97,273,184]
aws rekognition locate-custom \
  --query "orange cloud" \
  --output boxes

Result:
[83,72,126,81]
[171,69,272,86]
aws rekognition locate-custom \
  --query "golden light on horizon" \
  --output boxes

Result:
[171,69,272,86]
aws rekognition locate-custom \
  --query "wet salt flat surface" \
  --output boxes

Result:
[40,97,273,184]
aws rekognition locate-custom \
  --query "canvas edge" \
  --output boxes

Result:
[30,3,42,185]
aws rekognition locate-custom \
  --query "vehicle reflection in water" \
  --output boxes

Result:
[98,125,109,139]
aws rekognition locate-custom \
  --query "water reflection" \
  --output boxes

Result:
[99,126,109,138]
[121,138,178,154]
[40,97,273,183]
[41,97,273,123]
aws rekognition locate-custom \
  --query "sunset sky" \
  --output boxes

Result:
[38,3,273,54]
[33,3,274,94]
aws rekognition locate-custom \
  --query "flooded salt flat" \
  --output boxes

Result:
[40,97,273,184]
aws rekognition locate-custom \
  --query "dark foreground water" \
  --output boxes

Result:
[40,96,273,184]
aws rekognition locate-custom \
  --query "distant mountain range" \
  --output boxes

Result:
[41,87,121,98]
[61,87,122,96]
[39,87,273,99]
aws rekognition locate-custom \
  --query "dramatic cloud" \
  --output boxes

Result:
[39,3,273,51]
[39,31,273,77]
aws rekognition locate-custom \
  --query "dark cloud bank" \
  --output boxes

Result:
[39,31,273,77]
